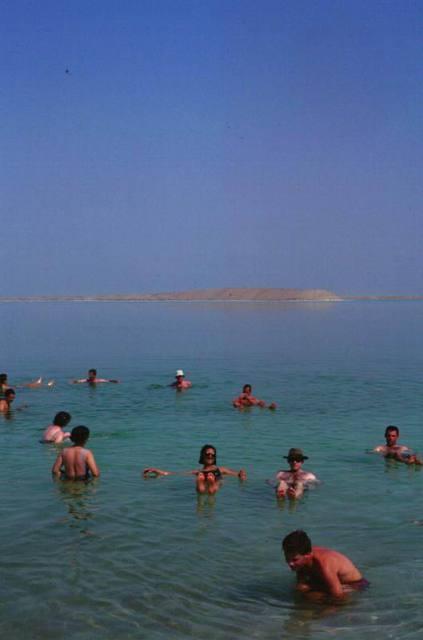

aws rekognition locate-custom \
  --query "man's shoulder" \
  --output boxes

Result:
[302,470,317,481]
[276,470,290,478]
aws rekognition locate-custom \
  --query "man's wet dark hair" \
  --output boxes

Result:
[88,369,97,376]
[0,373,8,384]
[199,444,217,465]
[242,384,252,393]
[5,388,15,399]
[53,411,71,428]
[70,425,90,446]
[385,425,399,437]
[282,530,312,557]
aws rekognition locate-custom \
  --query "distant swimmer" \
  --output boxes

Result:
[143,444,246,495]
[0,373,54,392]
[170,369,192,390]
[273,448,318,499]
[282,530,368,602]
[373,425,422,465]
[0,388,15,413]
[232,384,276,410]
[42,411,72,444]
[72,369,119,384]
[52,426,100,480]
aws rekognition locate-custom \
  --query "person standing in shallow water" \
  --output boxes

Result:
[274,448,318,499]
[72,368,119,384]
[373,425,422,465]
[42,411,72,443]
[170,369,192,389]
[143,444,246,495]
[0,388,15,412]
[232,384,276,410]
[52,426,100,480]
[282,530,368,602]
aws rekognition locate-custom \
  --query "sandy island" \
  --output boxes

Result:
[1,289,422,302]
[0,288,341,302]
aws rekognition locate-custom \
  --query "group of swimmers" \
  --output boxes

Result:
[2,366,422,602]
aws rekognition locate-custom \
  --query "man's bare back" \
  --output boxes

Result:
[52,426,100,480]
[296,546,363,595]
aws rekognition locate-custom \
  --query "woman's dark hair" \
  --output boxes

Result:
[282,530,312,556]
[70,425,90,446]
[0,373,8,384]
[53,411,71,428]
[242,384,252,393]
[199,444,217,465]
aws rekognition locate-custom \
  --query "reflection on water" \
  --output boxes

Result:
[196,492,217,516]
[54,478,99,536]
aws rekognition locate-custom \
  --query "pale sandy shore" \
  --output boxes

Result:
[0,288,341,302]
[1,288,422,302]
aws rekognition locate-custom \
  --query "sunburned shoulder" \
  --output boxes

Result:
[313,546,352,566]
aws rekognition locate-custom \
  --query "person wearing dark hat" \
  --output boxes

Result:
[274,448,318,499]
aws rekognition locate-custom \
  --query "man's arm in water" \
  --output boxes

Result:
[52,454,64,477]
[219,466,247,480]
[143,467,204,477]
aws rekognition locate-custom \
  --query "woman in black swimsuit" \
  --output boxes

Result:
[143,444,247,494]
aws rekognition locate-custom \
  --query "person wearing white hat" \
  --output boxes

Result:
[170,369,192,390]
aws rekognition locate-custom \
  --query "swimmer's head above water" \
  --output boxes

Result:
[199,444,217,465]
[385,425,399,445]
[53,411,71,428]
[4,388,15,402]
[70,425,90,446]
[282,530,312,567]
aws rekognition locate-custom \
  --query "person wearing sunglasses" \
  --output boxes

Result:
[274,448,318,499]
[143,444,247,494]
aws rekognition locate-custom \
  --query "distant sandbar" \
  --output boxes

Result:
[0,288,341,302]
[1,288,423,302]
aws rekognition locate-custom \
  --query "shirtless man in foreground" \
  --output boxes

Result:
[275,448,318,499]
[232,384,276,410]
[52,426,100,480]
[374,425,422,465]
[72,369,119,384]
[282,530,368,602]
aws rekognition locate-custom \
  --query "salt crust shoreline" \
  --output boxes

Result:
[0,288,422,302]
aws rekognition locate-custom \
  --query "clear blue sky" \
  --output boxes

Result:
[2,0,422,295]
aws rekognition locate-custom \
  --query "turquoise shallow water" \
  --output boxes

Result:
[1,301,423,639]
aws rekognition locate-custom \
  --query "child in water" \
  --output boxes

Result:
[52,426,100,480]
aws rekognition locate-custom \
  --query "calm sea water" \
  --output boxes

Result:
[1,301,423,639]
